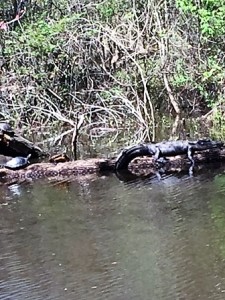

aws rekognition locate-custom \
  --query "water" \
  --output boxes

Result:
[1,166,225,299]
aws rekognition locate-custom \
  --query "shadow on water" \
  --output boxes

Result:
[1,163,225,299]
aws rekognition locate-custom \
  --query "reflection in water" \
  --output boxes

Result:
[0,167,225,299]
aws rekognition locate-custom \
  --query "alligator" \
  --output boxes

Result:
[115,139,224,170]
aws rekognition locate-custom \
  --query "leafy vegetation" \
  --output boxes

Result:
[1,0,225,143]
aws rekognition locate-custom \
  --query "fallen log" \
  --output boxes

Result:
[0,148,225,183]
[0,133,44,158]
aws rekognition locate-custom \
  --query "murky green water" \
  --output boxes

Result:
[1,166,225,299]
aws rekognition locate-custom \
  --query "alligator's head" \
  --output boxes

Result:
[190,139,224,150]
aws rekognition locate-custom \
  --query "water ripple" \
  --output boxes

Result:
[0,169,225,299]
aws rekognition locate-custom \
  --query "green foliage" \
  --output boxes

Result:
[2,0,225,134]
[100,87,123,100]
[209,99,225,139]
[176,0,196,12]
[176,0,225,37]
[96,0,129,22]
[202,58,224,82]
[115,70,132,84]
[5,14,80,56]
[172,60,191,87]
[173,73,189,87]
[197,57,225,106]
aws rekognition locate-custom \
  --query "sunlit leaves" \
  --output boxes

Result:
[176,0,225,37]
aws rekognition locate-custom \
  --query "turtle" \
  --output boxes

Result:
[0,122,14,137]
[4,154,31,170]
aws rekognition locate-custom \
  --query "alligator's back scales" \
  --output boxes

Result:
[115,139,224,170]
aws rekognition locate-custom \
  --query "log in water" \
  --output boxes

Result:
[0,148,225,182]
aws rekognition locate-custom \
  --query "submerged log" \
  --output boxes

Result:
[0,148,225,183]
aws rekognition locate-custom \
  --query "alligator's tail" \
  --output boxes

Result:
[115,144,151,170]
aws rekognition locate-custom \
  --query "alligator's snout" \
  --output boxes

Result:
[216,141,224,149]
[196,139,224,149]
